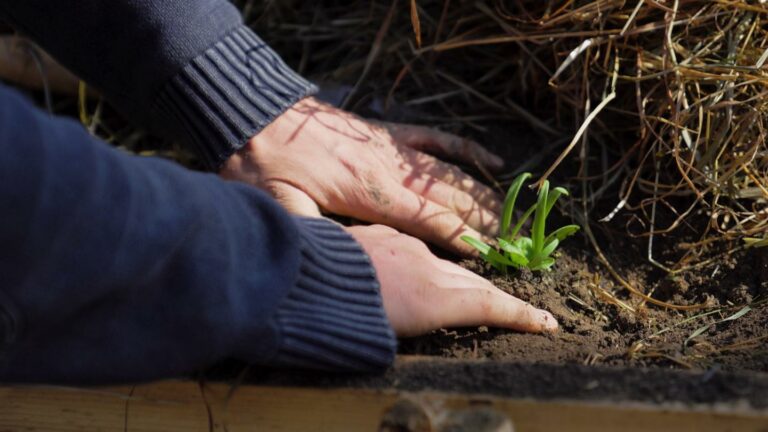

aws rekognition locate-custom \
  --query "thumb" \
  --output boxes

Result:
[438,285,559,333]
[265,180,322,217]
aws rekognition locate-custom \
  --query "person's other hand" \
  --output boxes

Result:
[221,97,504,256]
[345,224,558,337]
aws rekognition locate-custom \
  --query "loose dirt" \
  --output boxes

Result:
[396,121,768,374]
[400,242,768,373]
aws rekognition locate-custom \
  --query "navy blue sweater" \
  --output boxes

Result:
[0,1,396,384]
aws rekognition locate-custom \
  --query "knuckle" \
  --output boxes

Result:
[401,233,428,250]
[434,211,465,234]
[373,224,399,236]
[450,189,476,213]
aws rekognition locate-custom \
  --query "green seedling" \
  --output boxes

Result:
[461,173,579,272]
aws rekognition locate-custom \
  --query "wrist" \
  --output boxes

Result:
[153,25,318,171]
[262,217,397,371]
[220,96,320,179]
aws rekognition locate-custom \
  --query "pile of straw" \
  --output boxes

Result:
[246,0,768,271]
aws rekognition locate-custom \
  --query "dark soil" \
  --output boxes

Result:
[245,359,768,409]
[400,239,768,373]
[389,119,768,375]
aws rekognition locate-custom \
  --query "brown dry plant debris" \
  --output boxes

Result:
[245,0,768,273]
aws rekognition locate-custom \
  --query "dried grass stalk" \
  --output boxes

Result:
[247,0,768,270]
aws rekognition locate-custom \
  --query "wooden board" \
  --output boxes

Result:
[1,380,767,432]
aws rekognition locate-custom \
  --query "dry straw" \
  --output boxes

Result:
[248,0,768,274]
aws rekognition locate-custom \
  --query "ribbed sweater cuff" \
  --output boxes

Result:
[154,25,317,170]
[269,217,397,372]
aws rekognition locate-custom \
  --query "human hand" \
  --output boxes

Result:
[220,97,504,256]
[345,224,558,337]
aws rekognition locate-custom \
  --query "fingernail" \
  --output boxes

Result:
[540,310,559,332]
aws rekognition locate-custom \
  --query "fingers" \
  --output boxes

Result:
[427,260,558,332]
[342,176,486,256]
[345,223,399,239]
[386,123,504,171]
[320,152,492,255]
[352,224,558,337]
[435,279,559,334]
[397,147,503,214]
[401,174,499,236]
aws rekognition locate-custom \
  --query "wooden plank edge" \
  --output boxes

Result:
[1,380,767,432]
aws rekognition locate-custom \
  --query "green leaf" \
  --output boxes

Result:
[461,235,517,271]
[513,236,534,257]
[531,181,549,255]
[540,238,559,258]
[545,186,569,218]
[543,225,580,246]
[461,235,491,255]
[497,238,530,266]
[530,257,556,271]
[509,203,536,241]
[500,173,531,239]
[487,248,519,268]
[497,238,524,255]
[472,178,576,273]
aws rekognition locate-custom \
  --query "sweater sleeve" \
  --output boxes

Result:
[0,84,395,385]
[0,0,315,170]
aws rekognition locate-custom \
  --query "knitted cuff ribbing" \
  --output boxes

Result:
[269,218,397,372]
[154,25,317,170]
